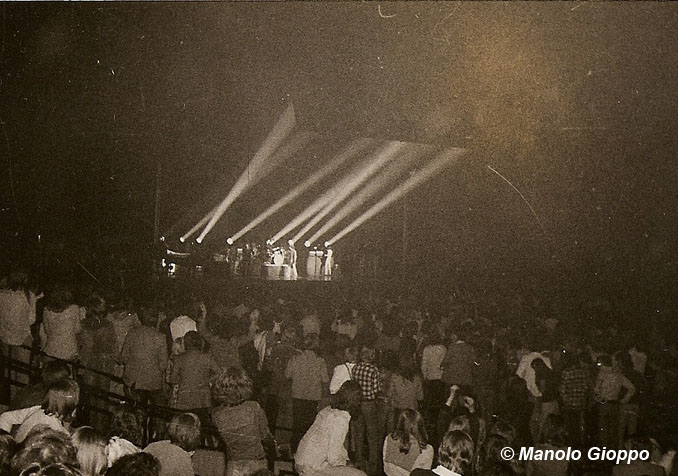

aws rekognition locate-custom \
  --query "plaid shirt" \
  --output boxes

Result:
[352,362,382,401]
[559,365,591,410]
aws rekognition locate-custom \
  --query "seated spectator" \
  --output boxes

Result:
[382,409,433,476]
[0,378,80,442]
[106,452,160,476]
[71,426,108,476]
[9,360,71,410]
[410,430,475,476]
[211,367,271,476]
[32,462,84,475]
[144,413,201,476]
[0,431,17,475]
[294,380,365,476]
[386,360,424,429]
[10,427,77,475]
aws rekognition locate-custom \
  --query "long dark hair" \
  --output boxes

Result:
[391,408,428,454]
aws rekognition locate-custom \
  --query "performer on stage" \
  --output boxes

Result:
[286,240,298,280]
[323,247,334,280]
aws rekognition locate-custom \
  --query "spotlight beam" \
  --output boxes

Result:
[229,138,374,243]
[327,147,467,246]
[196,102,296,242]
[179,131,310,243]
[271,140,405,244]
[289,141,407,243]
[306,144,431,245]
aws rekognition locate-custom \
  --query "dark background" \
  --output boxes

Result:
[1,3,677,303]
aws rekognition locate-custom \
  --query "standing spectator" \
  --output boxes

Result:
[211,367,271,476]
[263,326,300,432]
[420,333,447,412]
[352,344,383,476]
[40,285,81,361]
[170,331,221,416]
[144,413,201,476]
[525,415,569,476]
[0,271,38,371]
[385,360,423,430]
[285,333,329,452]
[593,354,635,450]
[106,453,160,476]
[530,357,559,443]
[198,312,253,371]
[441,330,476,394]
[329,344,358,395]
[382,409,433,476]
[558,351,592,446]
[300,305,321,338]
[120,306,168,405]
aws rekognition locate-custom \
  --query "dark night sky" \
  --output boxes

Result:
[1,2,677,295]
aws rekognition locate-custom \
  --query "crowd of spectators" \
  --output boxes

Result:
[0,268,677,476]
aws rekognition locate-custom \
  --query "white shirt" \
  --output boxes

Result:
[0,405,68,442]
[300,315,321,337]
[432,465,464,476]
[295,407,351,472]
[516,352,552,398]
[628,347,647,375]
[329,362,356,394]
[421,344,447,380]
[170,315,197,341]
[0,289,35,346]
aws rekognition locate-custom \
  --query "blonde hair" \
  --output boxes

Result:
[211,367,253,406]
[167,413,201,452]
[71,426,108,476]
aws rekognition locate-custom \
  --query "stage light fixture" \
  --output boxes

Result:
[304,240,311,248]
[227,238,234,245]
[196,237,203,244]
[179,237,186,243]
[327,147,466,246]
[324,241,330,247]
[229,138,373,243]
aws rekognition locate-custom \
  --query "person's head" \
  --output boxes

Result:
[392,409,428,453]
[105,452,159,476]
[448,415,471,435]
[139,307,158,328]
[477,434,510,473]
[11,428,77,476]
[167,413,201,452]
[109,405,143,446]
[211,367,253,406]
[42,379,80,423]
[0,431,17,472]
[330,381,362,412]
[360,344,376,363]
[182,331,203,352]
[596,353,613,369]
[41,361,71,388]
[70,427,108,476]
[343,344,358,363]
[540,414,567,447]
[488,419,517,445]
[438,430,474,475]
[45,286,74,313]
[302,333,319,351]
[623,435,654,453]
